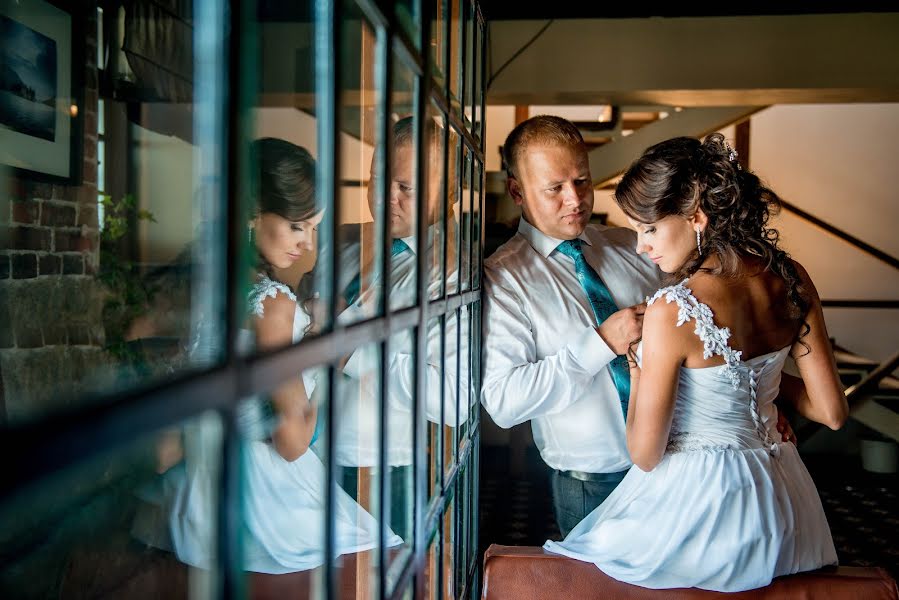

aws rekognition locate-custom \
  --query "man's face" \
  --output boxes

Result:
[508,143,594,240]
[367,142,442,240]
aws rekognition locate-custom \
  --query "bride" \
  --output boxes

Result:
[544,133,848,592]
[156,138,400,574]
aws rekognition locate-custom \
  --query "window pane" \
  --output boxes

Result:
[472,159,482,289]
[385,327,416,591]
[442,492,456,600]
[333,342,399,599]
[463,0,474,129]
[425,529,440,600]
[236,366,327,596]
[444,308,460,475]
[473,16,484,141]
[431,0,446,91]
[252,2,326,339]
[448,0,462,113]
[457,304,471,445]
[446,125,462,295]
[387,53,419,313]
[396,1,421,51]
[0,413,222,598]
[426,103,447,301]
[456,466,469,594]
[469,300,481,428]
[0,2,226,424]
[460,144,472,292]
[336,7,384,326]
[426,316,444,502]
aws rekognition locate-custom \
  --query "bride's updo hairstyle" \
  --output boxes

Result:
[252,137,320,317]
[614,133,810,330]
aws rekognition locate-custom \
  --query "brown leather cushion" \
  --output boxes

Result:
[482,545,899,600]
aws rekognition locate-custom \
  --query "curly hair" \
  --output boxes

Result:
[615,133,810,347]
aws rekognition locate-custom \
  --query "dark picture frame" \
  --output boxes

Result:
[0,0,84,184]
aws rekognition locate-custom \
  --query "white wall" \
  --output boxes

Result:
[134,125,194,265]
[750,104,899,363]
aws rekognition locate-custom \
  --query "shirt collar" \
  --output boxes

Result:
[517,216,593,258]
[399,222,441,256]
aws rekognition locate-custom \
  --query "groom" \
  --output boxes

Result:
[480,115,661,536]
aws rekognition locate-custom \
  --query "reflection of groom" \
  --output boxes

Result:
[333,116,468,539]
[481,116,661,536]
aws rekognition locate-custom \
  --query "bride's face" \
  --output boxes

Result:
[252,210,324,270]
[627,214,698,273]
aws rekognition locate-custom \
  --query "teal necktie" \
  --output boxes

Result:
[556,239,630,420]
[342,238,411,306]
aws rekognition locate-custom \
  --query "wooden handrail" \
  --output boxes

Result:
[780,200,899,271]
[845,350,899,406]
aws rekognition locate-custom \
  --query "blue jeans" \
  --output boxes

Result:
[551,469,628,537]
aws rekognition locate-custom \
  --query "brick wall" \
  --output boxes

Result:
[0,9,109,424]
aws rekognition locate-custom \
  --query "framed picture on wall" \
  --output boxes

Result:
[0,0,84,184]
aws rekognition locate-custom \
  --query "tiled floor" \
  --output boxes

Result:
[479,445,899,581]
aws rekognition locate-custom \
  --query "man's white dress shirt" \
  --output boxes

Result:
[335,226,469,467]
[481,218,661,473]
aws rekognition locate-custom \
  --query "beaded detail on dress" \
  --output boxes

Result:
[248,274,297,317]
[647,280,743,389]
[647,280,781,457]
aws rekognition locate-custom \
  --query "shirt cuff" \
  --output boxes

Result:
[568,326,616,375]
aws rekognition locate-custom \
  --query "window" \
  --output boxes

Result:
[0,1,486,598]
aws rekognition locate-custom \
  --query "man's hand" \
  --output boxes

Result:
[776,410,797,445]
[596,302,646,355]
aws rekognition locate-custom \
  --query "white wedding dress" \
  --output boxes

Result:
[159,274,401,574]
[544,281,838,592]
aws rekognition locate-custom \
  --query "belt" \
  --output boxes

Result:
[554,468,629,483]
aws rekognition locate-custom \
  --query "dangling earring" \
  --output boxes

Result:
[248,225,254,243]
[696,229,703,256]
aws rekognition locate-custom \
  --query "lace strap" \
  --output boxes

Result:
[646,280,743,388]
[248,275,297,317]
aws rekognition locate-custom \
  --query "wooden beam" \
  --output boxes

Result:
[588,106,763,186]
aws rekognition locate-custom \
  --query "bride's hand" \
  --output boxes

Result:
[775,410,797,445]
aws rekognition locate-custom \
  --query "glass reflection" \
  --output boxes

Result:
[460,145,472,291]
[442,494,456,600]
[427,104,448,301]
[449,0,462,109]
[445,126,462,296]
[0,413,221,599]
[0,0,225,425]
[336,9,383,325]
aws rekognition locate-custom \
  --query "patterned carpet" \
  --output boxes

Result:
[479,444,899,581]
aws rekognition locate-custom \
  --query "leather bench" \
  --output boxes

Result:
[482,545,899,600]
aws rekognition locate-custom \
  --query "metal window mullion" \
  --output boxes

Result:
[374,14,393,600]
[428,90,483,164]
[412,1,432,596]
[478,11,487,153]
[455,139,463,294]
[467,152,474,292]
[453,306,462,468]
[199,0,244,589]
[315,0,341,596]
[437,313,446,491]
[458,0,468,125]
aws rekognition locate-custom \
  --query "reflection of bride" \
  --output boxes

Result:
[137,138,400,574]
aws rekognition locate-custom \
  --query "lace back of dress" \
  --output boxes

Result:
[647,280,780,456]
[646,280,743,389]
[248,274,297,317]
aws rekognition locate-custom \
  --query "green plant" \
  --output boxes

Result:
[97,193,157,362]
